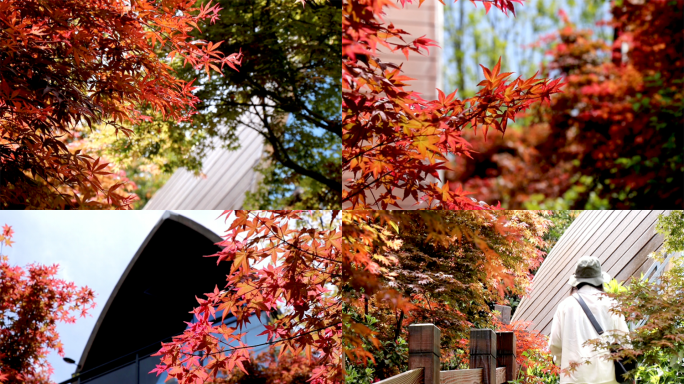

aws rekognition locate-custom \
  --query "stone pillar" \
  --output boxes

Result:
[408,324,441,384]
[470,329,497,384]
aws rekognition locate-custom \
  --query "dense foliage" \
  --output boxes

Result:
[153,211,341,384]
[539,211,578,255]
[0,0,241,208]
[343,210,555,381]
[87,0,342,209]
[492,316,559,384]
[446,0,683,208]
[206,347,314,384]
[342,0,565,209]
[0,225,95,384]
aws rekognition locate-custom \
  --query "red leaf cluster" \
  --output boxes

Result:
[446,0,683,208]
[152,211,341,384]
[343,210,551,373]
[492,316,559,383]
[0,225,96,384]
[0,0,241,208]
[201,346,315,384]
[342,0,565,209]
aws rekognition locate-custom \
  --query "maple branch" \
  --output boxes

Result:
[300,103,342,138]
[255,107,342,195]
[344,97,511,166]
[342,170,393,202]
[252,215,342,265]
[240,66,341,138]
[309,267,343,278]
[188,322,342,358]
[368,185,380,208]
[343,131,444,165]
[278,240,341,265]
[424,292,435,324]
[393,310,404,342]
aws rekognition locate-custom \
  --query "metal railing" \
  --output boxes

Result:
[59,310,244,384]
[57,334,178,384]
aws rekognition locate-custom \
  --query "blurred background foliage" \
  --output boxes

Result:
[444,0,610,97]
[443,0,682,209]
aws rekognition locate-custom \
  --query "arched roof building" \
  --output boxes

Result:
[61,212,267,384]
[512,210,672,335]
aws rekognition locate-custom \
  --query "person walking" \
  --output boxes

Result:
[549,255,630,384]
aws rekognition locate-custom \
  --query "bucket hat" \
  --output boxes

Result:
[568,255,611,287]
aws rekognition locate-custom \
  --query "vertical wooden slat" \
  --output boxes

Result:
[494,305,511,325]
[496,332,516,383]
[409,324,441,384]
[469,329,497,384]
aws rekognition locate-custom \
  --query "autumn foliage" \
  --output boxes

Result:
[445,0,683,208]
[491,316,559,383]
[0,225,96,384]
[204,347,315,384]
[341,0,565,209]
[0,0,242,208]
[152,211,341,384]
[342,210,553,380]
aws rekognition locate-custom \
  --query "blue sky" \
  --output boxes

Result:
[442,0,611,96]
[0,210,232,383]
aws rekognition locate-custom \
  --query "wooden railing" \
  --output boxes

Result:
[375,305,517,384]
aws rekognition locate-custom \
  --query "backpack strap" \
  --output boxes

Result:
[573,293,604,335]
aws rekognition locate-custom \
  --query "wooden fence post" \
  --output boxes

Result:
[470,329,497,384]
[496,331,516,382]
[494,304,511,325]
[493,304,515,382]
[408,324,441,384]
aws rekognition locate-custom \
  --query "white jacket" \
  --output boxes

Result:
[548,285,630,384]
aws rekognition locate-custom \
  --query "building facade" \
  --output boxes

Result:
[143,128,264,210]
[59,212,268,384]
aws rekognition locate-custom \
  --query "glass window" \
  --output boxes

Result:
[81,362,135,384]
[139,355,164,384]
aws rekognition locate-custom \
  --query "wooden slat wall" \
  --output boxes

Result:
[512,210,668,335]
[377,1,442,101]
[144,126,263,210]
